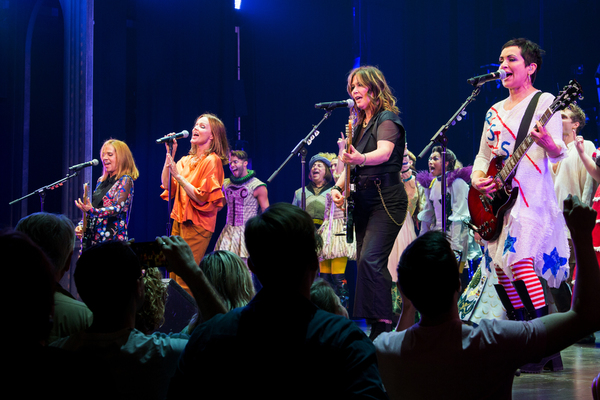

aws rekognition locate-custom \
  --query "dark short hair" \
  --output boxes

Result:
[15,212,75,274]
[2,230,54,343]
[75,241,142,314]
[245,203,322,286]
[431,146,457,172]
[502,38,545,84]
[397,231,460,317]
[230,150,248,162]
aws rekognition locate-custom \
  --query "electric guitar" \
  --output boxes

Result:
[467,79,583,241]
[79,182,90,254]
[344,118,355,243]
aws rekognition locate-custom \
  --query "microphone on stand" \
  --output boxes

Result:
[156,130,190,144]
[314,99,355,110]
[467,70,509,86]
[69,159,99,172]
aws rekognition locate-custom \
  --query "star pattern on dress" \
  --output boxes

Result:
[503,233,517,255]
[542,247,568,278]
[484,248,493,273]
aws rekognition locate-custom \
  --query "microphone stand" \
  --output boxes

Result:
[418,86,481,232]
[267,109,333,210]
[166,141,175,235]
[9,171,80,211]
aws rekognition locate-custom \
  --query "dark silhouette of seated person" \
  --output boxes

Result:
[374,195,600,400]
[15,212,93,343]
[4,230,109,399]
[167,203,388,399]
[51,238,226,400]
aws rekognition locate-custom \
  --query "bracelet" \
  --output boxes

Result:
[359,153,367,167]
[332,185,343,193]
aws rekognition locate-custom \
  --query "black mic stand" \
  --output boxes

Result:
[9,171,80,211]
[267,109,333,210]
[165,141,175,235]
[418,86,481,232]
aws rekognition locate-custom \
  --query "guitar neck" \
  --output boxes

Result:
[344,119,353,197]
[498,106,554,182]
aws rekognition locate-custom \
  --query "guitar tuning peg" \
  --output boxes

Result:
[457,116,462,121]
[461,110,467,116]
[451,120,456,126]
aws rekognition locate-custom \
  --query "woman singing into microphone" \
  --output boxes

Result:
[331,66,407,340]
[161,113,229,289]
[75,139,139,251]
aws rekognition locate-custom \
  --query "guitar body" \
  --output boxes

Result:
[467,157,518,241]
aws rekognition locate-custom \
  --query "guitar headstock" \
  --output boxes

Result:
[345,118,353,141]
[551,79,584,113]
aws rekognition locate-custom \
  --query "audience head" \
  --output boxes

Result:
[310,278,348,318]
[135,267,168,334]
[200,250,255,311]
[76,241,144,316]
[245,203,322,288]
[15,212,75,281]
[2,230,54,344]
[397,231,460,317]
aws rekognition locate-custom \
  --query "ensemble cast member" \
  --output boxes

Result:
[75,139,139,251]
[316,148,356,310]
[470,38,569,322]
[214,150,269,264]
[387,146,425,331]
[332,65,407,339]
[161,113,229,290]
[417,146,473,270]
[292,153,334,228]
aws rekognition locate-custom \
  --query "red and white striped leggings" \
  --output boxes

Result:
[495,257,545,309]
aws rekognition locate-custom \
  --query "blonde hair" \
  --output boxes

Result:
[136,267,168,334]
[346,66,399,126]
[100,139,139,181]
[200,250,255,311]
[190,113,230,166]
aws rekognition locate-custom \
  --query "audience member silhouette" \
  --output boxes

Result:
[3,230,109,399]
[374,195,600,400]
[167,203,388,399]
[15,212,93,343]
[51,238,226,400]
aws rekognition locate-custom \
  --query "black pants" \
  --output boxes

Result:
[352,183,407,320]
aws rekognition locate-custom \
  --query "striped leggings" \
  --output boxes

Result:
[495,257,546,309]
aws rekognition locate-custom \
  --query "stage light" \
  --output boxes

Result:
[235,0,241,10]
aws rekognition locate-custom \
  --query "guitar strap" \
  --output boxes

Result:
[514,91,542,150]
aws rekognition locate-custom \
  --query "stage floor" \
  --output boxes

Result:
[512,334,599,399]
[354,320,599,399]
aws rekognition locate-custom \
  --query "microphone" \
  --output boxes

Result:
[69,159,99,172]
[467,70,508,86]
[314,99,355,110]
[156,130,190,144]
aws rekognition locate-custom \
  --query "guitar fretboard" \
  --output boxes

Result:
[498,106,556,182]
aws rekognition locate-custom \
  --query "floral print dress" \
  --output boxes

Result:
[82,174,134,250]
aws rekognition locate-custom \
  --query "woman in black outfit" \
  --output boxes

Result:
[332,66,407,339]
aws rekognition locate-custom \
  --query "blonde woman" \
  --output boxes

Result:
[75,139,139,250]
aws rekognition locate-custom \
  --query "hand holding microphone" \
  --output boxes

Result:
[156,130,189,144]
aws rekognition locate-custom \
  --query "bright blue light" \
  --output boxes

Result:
[235,0,241,10]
